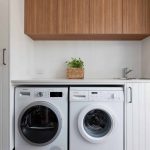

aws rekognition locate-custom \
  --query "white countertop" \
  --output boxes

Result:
[11,78,150,86]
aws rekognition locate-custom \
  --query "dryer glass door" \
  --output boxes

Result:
[83,109,112,138]
[19,102,62,145]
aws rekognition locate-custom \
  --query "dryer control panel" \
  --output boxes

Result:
[16,87,68,101]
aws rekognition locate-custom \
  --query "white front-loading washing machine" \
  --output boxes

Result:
[70,86,124,150]
[15,87,68,150]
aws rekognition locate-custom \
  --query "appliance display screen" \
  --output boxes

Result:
[50,92,63,97]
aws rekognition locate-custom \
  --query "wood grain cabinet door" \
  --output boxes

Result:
[90,0,123,34]
[58,0,90,34]
[123,0,150,34]
[25,0,58,36]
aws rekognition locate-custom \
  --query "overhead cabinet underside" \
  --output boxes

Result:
[24,0,150,40]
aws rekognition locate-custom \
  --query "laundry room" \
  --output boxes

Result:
[0,0,150,149]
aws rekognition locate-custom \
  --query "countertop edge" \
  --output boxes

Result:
[11,79,150,86]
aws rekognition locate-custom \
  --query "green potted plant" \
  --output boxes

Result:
[66,58,84,79]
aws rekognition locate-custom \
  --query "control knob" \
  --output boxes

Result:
[36,92,43,97]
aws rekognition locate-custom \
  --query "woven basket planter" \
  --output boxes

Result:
[67,68,84,79]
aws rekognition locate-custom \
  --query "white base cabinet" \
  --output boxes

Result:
[126,83,150,150]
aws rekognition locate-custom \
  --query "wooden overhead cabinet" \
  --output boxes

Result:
[24,0,150,40]
[123,0,150,35]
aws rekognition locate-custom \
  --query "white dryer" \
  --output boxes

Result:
[15,87,68,150]
[70,86,124,150]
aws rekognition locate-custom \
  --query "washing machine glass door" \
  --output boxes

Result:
[19,102,62,146]
[78,105,115,143]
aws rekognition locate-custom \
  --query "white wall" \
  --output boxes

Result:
[33,41,142,79]
[142,37,150,78]
[10,0,34,80]
[10,0,142,80]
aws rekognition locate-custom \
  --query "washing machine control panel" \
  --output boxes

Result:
[70,87,124,102]
[17,88,67,101]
